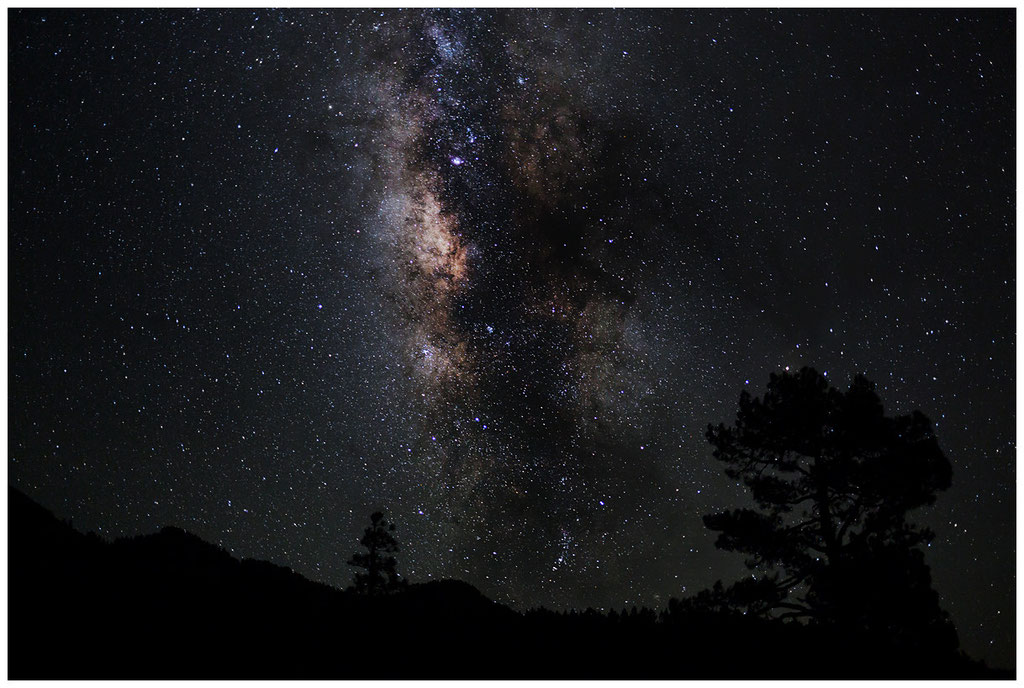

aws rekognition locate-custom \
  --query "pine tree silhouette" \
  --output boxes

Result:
[703,367,956,650]
[348,511,404,595]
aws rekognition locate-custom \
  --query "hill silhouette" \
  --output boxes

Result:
[9,487,1006,679]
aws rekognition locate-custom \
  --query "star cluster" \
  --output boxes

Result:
[8,9,1014,669]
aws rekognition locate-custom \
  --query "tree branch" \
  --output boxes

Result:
[774,601,812,613]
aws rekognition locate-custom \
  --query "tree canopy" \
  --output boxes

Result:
[704,367,955,649]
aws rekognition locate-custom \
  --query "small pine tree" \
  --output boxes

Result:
[348,511,404,595]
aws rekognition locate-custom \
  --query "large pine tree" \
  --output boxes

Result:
[704,367,956,649]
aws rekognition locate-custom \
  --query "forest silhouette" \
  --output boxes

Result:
[8,369,1008,679]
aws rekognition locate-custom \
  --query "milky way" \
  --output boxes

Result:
[9,9,1015,668]
[357,11,676,603]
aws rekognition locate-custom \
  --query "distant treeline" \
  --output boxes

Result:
[9,487,1002,679]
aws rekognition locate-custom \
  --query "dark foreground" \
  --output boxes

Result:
[9,488,1008,679]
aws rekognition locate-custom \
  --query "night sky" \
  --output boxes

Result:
[8,9,1015,668]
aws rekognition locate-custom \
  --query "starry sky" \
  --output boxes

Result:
[8,9,1015,668]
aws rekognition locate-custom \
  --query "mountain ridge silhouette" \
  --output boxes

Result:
[8,486,1006,679]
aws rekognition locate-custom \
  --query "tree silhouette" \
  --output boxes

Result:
[704,367,956,649]
[348,511,404,595]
